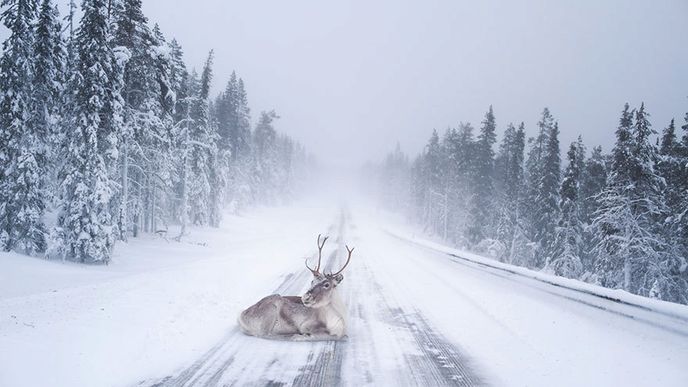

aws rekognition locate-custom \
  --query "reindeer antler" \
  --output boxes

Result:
[305,234,329,275]
[331,245,354,276]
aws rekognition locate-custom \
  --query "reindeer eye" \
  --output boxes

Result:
[323,283,330,289]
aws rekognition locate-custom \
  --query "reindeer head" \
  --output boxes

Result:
[302,234,354,308]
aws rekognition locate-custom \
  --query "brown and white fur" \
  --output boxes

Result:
[238,236,352,341]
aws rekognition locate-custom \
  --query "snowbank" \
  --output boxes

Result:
[385,228,688,323]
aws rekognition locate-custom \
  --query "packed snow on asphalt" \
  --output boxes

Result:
[1,197,687,387]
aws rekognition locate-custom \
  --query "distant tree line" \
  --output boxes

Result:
[374,104,688,304]
[0,0,311,264]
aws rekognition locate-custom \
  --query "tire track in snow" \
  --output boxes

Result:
[290,214,349,386]
[349,255,485,386]
[389,307,483,386]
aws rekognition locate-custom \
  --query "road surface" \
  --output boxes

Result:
[145,210,486,386]
[141,206,688,386]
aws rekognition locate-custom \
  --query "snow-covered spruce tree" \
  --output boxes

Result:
[590,103,675,299]
[522,111,549,265]
[436,129,455,241]
[468,106,497,246]
[679,112,688,248]
[234,77,253,201]
[208,132,224,227]
[172,61,194,239]
[430,123,475,245]
[409,155,426,223]
[215,72,238,157]
[549,136,586,278]
[227,76,255,210]
[659,118,687,231]
[33,0,64,128]
[33,0,65,185]
[580,145,607,224]
[657,117,688,303]
[0,0,49,254]
[440,127,468,245]
[420,129,446,235]
[59,0,77,158]
[589,105,634,287]
[167,39,188,125]
[494,122,526,263]
[578,145,608,274]
[677,112,688,296]
[212,70,254,211]
[51,0,124,264]
[64,0,77,71]
[539,121,562,263]
[147,24,177,233]
[235,78,252,157]
[252,110,280,203]
[113,0,170,238]
[212,76,235,209]
[186,51,220,226]
[523,108,560,267]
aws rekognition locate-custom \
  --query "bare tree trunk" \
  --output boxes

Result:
[442,189,448,241]
[151,182,157,233]
[176,117,191,241]
[118,140,128,241]
[178,154,189,239]
[624,257,632,291]
[143,175,150,233]
[508,206,519,264]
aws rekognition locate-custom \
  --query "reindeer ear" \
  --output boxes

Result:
[333,273,344,284]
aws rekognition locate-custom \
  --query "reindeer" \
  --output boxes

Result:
[238,235,353,341]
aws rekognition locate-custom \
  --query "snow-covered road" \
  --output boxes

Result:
[2,201,687,386]
[147,210,485,386]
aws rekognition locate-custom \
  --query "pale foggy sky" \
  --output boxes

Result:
[142,0,687,166]
[7,0,688,166]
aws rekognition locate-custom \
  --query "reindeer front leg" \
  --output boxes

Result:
[290,320,346,341]
[289,332,346,341]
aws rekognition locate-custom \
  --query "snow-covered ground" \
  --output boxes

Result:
[1,198,687,386]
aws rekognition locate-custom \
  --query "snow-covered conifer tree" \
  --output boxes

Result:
[213,72,255,210]
[659,118,687,225]
[421,129,446,234]
[494,122,526,263]
[578,145,608,274]
[591,103,672,297]
[0,0,47,254]
[580,146,607,225]
[523,108,560,267]
[63,0,77,71]
[113,0,172,238]
[539,121,561,260]
[186,51,218,225]
[253,110,279,202]
[33,0,64,142]
[235,78,252,157]
[468,106,497,245]
[439,128,464,244]
[550,137,585,277]
[51,0,124,263]
[657,116,688,302]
